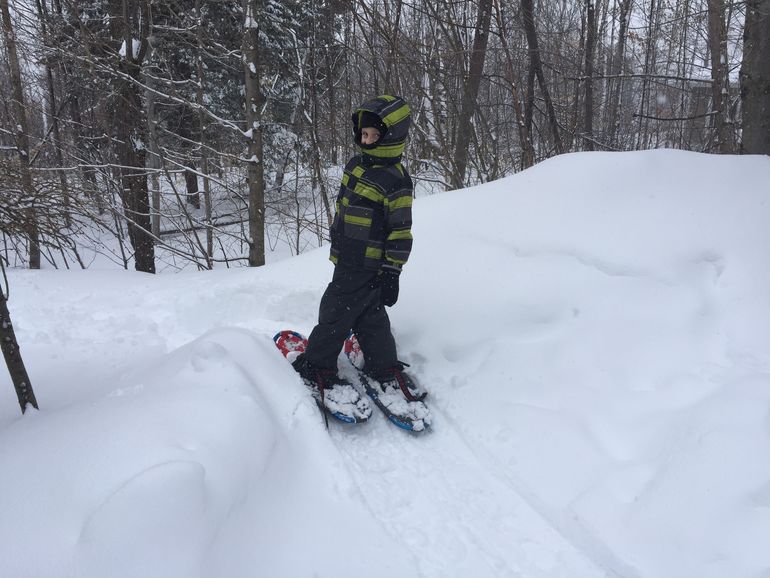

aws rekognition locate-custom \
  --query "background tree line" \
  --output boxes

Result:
[0,0,768,277]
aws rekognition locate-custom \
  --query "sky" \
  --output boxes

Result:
[1,149,769,578]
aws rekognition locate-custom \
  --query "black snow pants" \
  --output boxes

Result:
[304,265,398,372]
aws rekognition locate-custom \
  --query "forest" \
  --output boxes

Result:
[0,0,768,275]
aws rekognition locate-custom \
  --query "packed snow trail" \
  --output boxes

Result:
[330,397,611,578]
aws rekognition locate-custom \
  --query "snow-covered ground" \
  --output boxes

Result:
[1,149,769,578]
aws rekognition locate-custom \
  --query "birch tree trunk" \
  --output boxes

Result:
[1,0,40,270]
[243,0,266,267]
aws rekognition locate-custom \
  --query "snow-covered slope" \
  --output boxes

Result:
[1,150,769,578]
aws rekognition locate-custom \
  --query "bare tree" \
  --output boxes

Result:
[636,0,657,149]
[35,0,71,227]
[1,0,41,269]
[521,0,564,155]
[604,0,633,148]
[583,0,598,150]
[0,0,762,272]
[492,0,533,168]
[451,0,492,189]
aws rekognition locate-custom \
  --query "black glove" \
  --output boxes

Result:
[379,267,401,307]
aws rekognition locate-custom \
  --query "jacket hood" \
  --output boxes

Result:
[352,95,411,164]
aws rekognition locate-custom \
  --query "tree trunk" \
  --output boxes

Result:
[308,35,333,228]
[521,0,564,155]
[739,0,770,155]
[492,0,534,168]
[451,0,492,189]
[596,0,611,116]
[1,0,41,270]
[583,0,597,150]
[243,0,266,267]
[707,0,733,152]
[196,0,213,263]
[116,67,155,273]
[36,0,71,227]
[323,0,339,165]
[0,287,39,414]
[110,0,155,274]
[184,163,200,210]
[146,88,162,237]
[70,92,105,214]
[636,0,659,149]
[179,106,201,209]
[606,0,633,147]
[384,0,404,95]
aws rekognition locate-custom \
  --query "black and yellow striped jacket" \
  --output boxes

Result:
[330,96,413,272]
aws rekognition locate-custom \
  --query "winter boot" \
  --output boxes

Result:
[292,354,371,422]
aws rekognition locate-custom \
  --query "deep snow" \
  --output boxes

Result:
[1,150,769,578]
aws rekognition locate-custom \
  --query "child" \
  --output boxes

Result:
[293,95,424,404]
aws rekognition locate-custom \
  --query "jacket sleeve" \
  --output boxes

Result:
[382,173,413,269]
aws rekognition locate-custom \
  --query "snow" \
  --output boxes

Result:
[2,149,770,578]
[119,39,142,60]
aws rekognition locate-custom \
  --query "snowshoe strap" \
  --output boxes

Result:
[316,370,330,430]
[393,363,426,402]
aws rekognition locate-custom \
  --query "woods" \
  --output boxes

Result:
[0,0,766,276]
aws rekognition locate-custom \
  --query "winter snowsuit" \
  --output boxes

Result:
[304,95,413,372]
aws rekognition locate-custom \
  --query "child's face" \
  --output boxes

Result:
[361,127,381,146]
